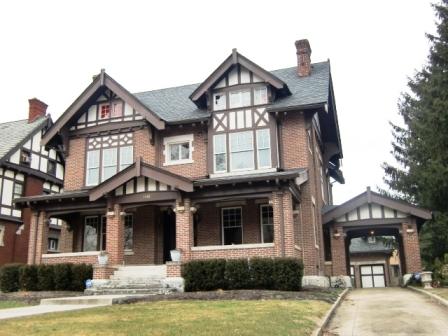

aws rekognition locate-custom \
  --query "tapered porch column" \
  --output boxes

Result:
[106,204,124,265]
[175,198,193,262]
[330,224,347,276]
[401,220,422,274]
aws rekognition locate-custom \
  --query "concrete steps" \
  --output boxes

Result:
[85,264,173,295]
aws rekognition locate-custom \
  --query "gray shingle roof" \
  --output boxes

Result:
[133,62,330,123]
[0,117,47,161]
[350,237,394,254]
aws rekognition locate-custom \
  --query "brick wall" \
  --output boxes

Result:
[134,129,156,165]
[106,204,124,265]
[58,222,74,253]
[190,246,276,260]
[330,224,347,275]
[42,253,98,265]
[64,137,86,191]
[401,220,422,273]
[0,221,15,265]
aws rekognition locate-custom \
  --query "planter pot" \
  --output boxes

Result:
[98,253,109,266]
[170,249,181,262]
[421,271,433,289]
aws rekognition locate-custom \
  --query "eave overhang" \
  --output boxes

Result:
[41,69,165,147]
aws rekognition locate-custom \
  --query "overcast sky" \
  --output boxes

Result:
[0,0,437,204]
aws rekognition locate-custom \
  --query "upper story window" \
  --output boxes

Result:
[100,104,111,119]
[20,150,31,166]
[213,129,271,174]
[86,133,133,186]
[47,160,56,176]
[212,86,268,111]
[163,134,194,166]
[99,101,123,120]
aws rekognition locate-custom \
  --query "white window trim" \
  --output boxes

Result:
[221,206,243,245]
[260,204,274,244]
[163,134,194,166]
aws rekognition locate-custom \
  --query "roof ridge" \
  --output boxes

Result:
[133,61,330,96]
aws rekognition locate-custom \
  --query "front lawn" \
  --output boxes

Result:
[0,299,330,336]
[0,300,32,310]
[428,287,448,300]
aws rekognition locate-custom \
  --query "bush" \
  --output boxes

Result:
[273,258,304,291]
[224,259,251,289]
[0,264,22,292]
[70,264,93,291]
[37,264,55,291]
[53,263,72,290]
[183,259,226,291]
[250,257,274,289]
[19,265,38,291]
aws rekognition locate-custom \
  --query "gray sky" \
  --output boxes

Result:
[0,0,436,204]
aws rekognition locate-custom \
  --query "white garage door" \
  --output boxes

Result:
[360,265,386,288]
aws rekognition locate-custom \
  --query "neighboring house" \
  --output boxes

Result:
[16,39,430,290]
[0,99,64,265]
[349,236,399,288]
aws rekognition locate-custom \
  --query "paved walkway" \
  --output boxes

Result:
[325,288,448,336]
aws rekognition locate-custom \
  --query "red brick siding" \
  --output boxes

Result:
[42,254,98,265]
[330,224,347,275]
[64,137,86,191]
[106,204,124,265]
[134,129,156,165]
[0,221,16,265]
[401,220,422,273]
[190,246,276,260]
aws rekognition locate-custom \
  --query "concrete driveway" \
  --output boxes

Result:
[324,288,448,336]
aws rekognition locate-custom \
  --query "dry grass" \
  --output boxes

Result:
[0,300,330,336]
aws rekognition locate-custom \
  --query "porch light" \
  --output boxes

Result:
[370,230,375,235]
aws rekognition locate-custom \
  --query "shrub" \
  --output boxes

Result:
[250,257,274,289]
[19,265,38,291]
[183,259,226,291]
[224,259,251,289]
[70,264,93,291]
[0,264,22,292]
[53,263,72,290]
[37,264,55,291]
[273,258,303,291]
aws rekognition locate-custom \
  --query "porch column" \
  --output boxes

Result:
[27,211,39,264]
[175,198,193,262]
[33,211,48,265]
[58,221,74,253]
[282,191,295,257]
[330,224,347,275]
[401,220,422,273]
[106,204,124,265]
[271,191,284,257]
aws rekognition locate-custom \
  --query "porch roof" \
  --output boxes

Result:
[194,168,308,187]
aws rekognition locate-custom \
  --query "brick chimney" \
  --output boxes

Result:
[28,98,48,123]
[295,39,312,77]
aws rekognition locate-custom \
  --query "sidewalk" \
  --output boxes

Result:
[0,294,136,320]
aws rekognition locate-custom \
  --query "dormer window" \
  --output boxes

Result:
[100,104,111,119]
[213,93,226,111]
[229,90,251,109]
[20,150,31,166]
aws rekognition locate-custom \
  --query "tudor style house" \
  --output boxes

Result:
[16,39,430,291]
[0,99,64,265]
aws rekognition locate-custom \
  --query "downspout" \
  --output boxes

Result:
[276,113,284,170]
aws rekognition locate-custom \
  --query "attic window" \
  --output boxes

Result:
[213,93,226,111]
[20,150,31,165]
[100,104,111,119]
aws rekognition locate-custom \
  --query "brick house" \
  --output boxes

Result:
[0,99,64,265]
[15,40,430,291]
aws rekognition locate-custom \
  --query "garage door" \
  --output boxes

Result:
[360,265,385,288]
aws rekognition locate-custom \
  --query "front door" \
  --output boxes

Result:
[162,210,176,262]
[360,264,386,288]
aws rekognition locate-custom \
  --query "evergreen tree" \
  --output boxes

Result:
[383,0,448,266]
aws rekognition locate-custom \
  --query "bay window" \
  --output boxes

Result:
[213,128,271,173]
[230,131,254,171]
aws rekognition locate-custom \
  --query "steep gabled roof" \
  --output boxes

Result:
[323,187,432,224]
[189,49,291,107]
[41,70,165,146]
[89,158,193,201]
[0,116,48,164]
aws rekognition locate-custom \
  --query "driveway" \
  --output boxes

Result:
[324,288,448,335]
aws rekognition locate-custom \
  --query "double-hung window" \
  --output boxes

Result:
[230,131,254,171]
[102,148,118,181]
[260,205,274,243]
[86,150,100,186]
[222,207,242,245]
[254,87,268,105]
[214,134,227,172]
[256,129,271,168]
[229,90,251,109]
